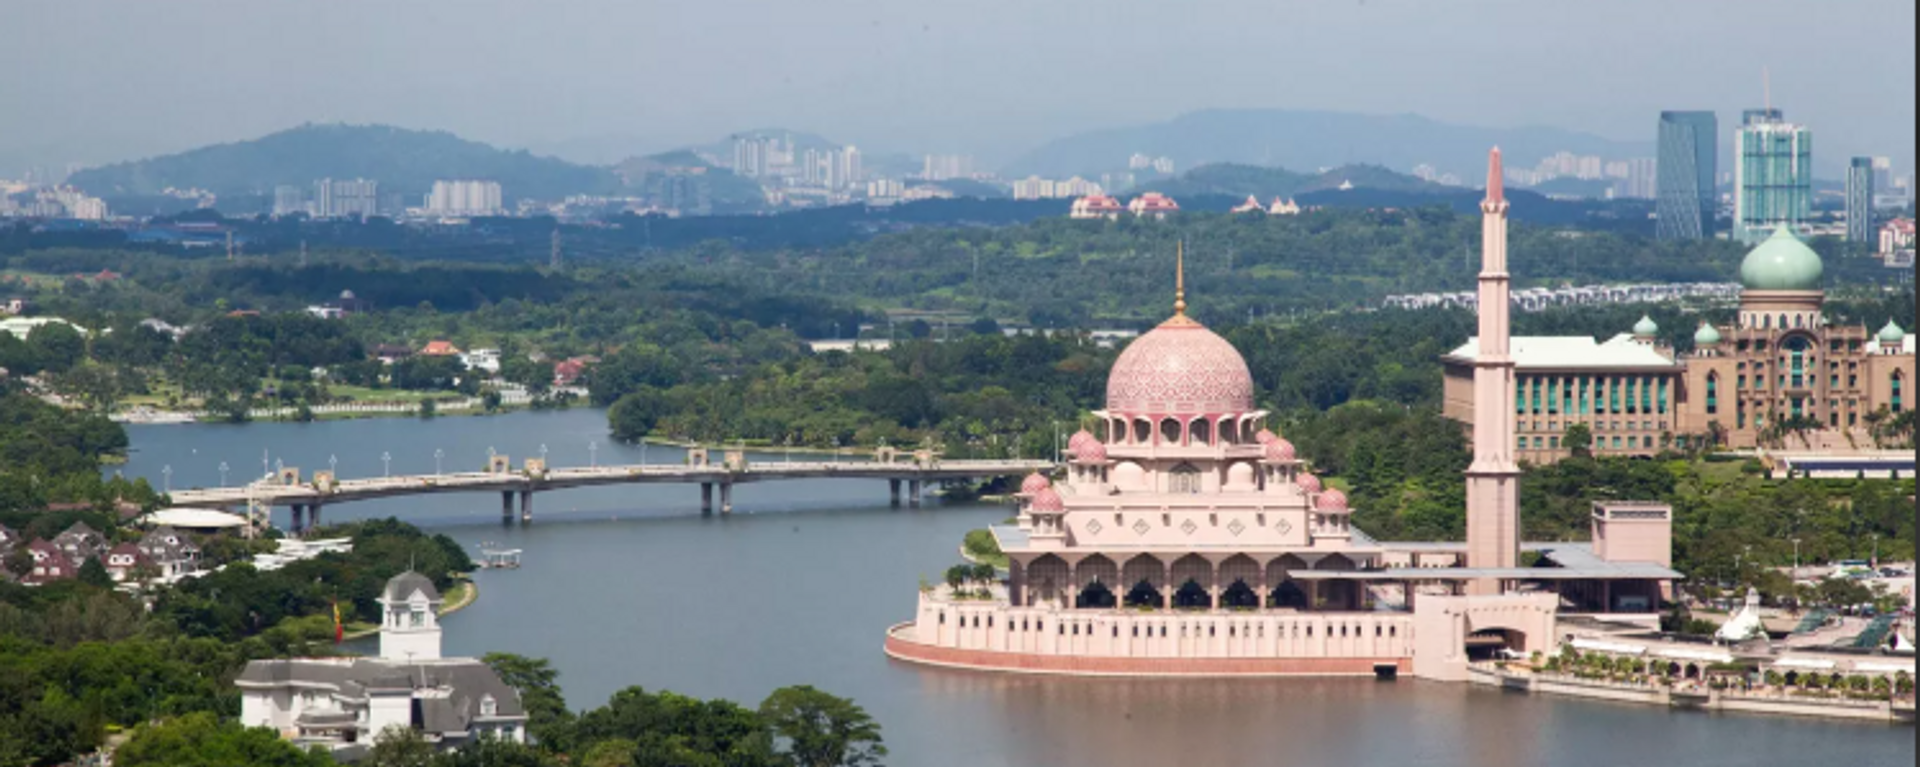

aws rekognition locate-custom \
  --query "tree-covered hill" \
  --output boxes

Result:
[68,123,622,201]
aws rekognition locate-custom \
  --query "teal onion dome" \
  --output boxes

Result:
[1738,225,1824,291]
[1878,319,1906,345]
[1633,315,1659,338]
[1694,321,1722,346]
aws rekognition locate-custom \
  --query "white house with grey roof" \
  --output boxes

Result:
[236,571,527,755]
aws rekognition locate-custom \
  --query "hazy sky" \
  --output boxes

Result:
[3,0,1913,175]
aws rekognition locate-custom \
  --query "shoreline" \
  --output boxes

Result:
[340,575,479,641]
[1467,664,1915,724]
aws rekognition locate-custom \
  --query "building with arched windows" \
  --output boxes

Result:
[1443,225,1915,460]
[888,155,1683,681]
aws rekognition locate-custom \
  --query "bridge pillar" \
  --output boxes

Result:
[502,491,515,523]
[519,491,533,524]
[701,483,714,514]
[719,482,733,514]
[908,479,922,508]
[889,478,902,507]
[290,504,305,536]
[308,504,322,530]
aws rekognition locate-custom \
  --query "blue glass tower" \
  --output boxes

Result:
[1655,111,1717,241]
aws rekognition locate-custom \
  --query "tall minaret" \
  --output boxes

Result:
[1464,147,1521,595]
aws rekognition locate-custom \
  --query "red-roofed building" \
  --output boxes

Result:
[420,340,462,357]
[1881,217,1914,255]
[552,355,601,387]
[22,539,75,585]
[1069,194,1124,220]
[1126,192,1180,219]
[104,542,149,582]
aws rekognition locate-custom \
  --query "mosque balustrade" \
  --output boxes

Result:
[912,590,1414,659]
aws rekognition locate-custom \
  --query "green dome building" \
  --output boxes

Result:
[1737,225,1824,292]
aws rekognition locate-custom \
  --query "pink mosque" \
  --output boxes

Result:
[885,149,1681,681]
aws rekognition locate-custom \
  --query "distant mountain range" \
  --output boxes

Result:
[1005,108,1651,180]
[68,124,622,201]
[1138,163,1449,199]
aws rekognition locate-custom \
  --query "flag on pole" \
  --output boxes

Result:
[332,599,344,644]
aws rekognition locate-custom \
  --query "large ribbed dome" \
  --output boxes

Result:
[1104,318,1255,415]
[1738,226,1824,291]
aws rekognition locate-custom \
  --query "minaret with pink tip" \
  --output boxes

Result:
[1464,147,1521,595]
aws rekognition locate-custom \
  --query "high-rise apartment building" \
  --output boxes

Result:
[273,185,307,217]
[313,178,380,218]
[426,180,503,216]
[1655,111,1717,241]
[733,138,765,178]
[1846,157,1875,243]
[1732,109,1811,244]
[922,154,974,181]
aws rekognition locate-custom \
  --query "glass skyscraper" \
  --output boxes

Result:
[1846,157,1875,243]
[1733,109,1812,244]
[1655,111,1717,241]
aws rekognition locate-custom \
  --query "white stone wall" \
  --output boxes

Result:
[913,594,1413,660]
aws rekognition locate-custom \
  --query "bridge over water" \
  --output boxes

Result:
[166,448,1051,531]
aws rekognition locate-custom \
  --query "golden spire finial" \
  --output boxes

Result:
[1174,240,1187,316]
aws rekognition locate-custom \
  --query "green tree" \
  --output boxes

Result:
[114,712,332,767]
[581,739,638,767]
[482,652,571,744]
[77,557,114,589]
[367,724,434,767]
[1563,423,1592,457]
[757,685,886,767]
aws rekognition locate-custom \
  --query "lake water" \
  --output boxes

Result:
[118,410,1914,767]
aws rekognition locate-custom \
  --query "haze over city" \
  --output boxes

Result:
[2,0,1913,175]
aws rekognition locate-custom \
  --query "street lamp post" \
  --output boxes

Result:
[434,449,444,476]
[539,444,548,464]
[589,440,598,468]
[1792,538,1801,575]
[162,465,172,493]
[218,461,229,487]
[329,454,338,476]
[381,451,392,478]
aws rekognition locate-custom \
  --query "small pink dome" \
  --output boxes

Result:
[1029,487,1065,513]
[1255,429,1276,444]
[1296,473,1322,493]
[1075,440,1108,463]
[1316,487,1349,512]
[1068,429,1096,450]
[1020,472,1051,494]
[1264,438,1296,462]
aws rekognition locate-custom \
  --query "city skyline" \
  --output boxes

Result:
[1,1,1911,178]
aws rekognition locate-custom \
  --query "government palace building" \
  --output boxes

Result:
[1443,225,1915,463]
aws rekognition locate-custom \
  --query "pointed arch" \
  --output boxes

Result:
[1121,555,1166,608]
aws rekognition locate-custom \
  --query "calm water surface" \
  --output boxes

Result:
[118,411,1913,767]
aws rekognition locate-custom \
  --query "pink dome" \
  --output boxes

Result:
[1075,440,1108,463]
[1104,320,1255,415]
[1264,438,1296,462]
[1255,429,1276,444]
[1029,487,1065,513]
[1020,472,1051,494]
[1068,429,1096,450]
[1315,487,1348,512]
[1296,473,1322,493]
